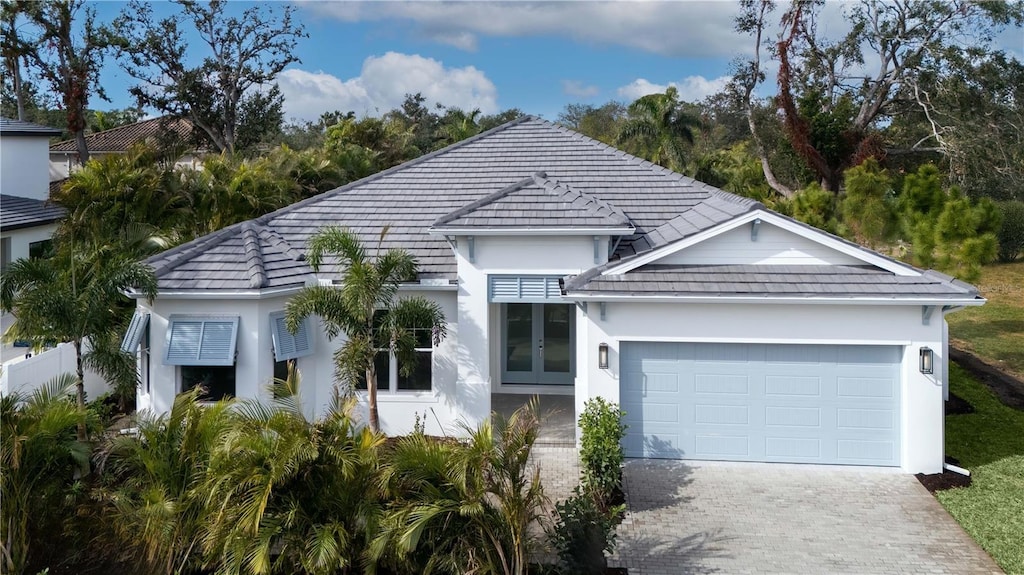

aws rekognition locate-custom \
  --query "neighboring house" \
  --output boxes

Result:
[126,117,982,474]
[0,118,63,271]
[49,116,198,181]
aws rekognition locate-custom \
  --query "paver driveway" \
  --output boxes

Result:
[610,459,1001,575]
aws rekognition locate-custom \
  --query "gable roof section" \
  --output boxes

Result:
[562,263,980,302]
[148,116,763,291]
[431,171,634,232]
[0,117,62,137]
[0,194,65,231]
[49,116,193,153]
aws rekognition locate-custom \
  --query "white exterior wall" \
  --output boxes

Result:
[450,234,610,428]
[577,302,947,474]
[1,136,51,200]
[658,223,863,266]
[50,152,202,182]
[1,223,58,263]
[138,289,461,436]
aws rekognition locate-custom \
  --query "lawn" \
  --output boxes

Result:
[938,363,1024,574]
[946,261,1024,380]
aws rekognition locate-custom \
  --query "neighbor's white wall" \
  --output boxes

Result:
[451,234,608,427]
[578,302,946,474]
[49,152,201,182]
[657,222,863,266]
[1,341,106,398]
[0,224,58,262]
[2,136,51,200]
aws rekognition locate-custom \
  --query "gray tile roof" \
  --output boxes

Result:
[0,194,65,231]
[432,171,634,230]
[563,264,979,299]
[148,116,763,291]
[0,117,63,137]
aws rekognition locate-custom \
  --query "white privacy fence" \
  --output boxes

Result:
[1,342,108,399]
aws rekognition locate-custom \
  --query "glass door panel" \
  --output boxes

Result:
[542,304,571,373]
[504,303,533,374]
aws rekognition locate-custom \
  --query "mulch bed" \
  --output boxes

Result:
[950,347,1024,411]
[916,456,972,492]
[945,391,975,415]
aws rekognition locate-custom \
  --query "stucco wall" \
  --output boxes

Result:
[2,136,51,200]
[1,224,58,264]
[576,301,950,474]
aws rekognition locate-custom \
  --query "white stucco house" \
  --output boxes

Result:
[1,118,64,271]
[125,117,982,474]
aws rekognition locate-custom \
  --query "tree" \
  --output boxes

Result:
[839,159,897,248]
[616,86,701,173]
[371,401,546,575]
[8,0,110,162]
[285,227,447,433]
[1,247,158,440]
[88,107,143,133]
[436,107,483,148]
[112,0,306,154]
[735,0,1024,193]
[1,375,94,575]
[557,101,627,145]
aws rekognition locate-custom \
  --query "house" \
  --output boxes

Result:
[1,118,64,271]
[49,116,197,181]
[126,117,983,474]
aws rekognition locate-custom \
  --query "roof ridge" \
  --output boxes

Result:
[432,173,539,227]
[241,222,267,289]
[535,173,632,225]
[256,224,306,262]
[255,115,536,227]
[146,220,245,278]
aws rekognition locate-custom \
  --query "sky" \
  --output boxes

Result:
[87,0,1024,125]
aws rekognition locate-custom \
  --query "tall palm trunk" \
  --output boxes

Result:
[73,339,86,440]
[367,365,380,433]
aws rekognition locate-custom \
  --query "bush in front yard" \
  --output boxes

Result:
[578,397,628,507]
[549,485,624,575]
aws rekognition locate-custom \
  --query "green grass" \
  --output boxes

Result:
[938,364,1024,573]
[946,261,1024,381]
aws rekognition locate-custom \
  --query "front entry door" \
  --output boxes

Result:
[502,303,574,385]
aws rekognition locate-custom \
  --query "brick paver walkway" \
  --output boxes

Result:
[530,450,1001,574]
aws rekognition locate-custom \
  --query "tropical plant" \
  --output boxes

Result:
[371,400,546,575]
[94,388,233,575]
[201,387,384,575]
[284,227,447,433]
[1,374,94,575]
[617,86,701,172]
[435,107,482,148]
[548,485,622,575]
[1,247,158,439]
[578,397,627,508]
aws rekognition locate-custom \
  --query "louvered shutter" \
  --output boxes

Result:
[120,311,150,352]
[164,316,239,366]
[270,311,314,361]
[488,276,563,303]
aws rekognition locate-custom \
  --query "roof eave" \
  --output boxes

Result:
[428,226,636,236]
[562,293,987,306]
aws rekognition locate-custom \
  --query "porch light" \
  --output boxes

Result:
[919,347,934,374]
[598,342,609,369]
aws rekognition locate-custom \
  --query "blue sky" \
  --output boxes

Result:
[89,1,1024,124]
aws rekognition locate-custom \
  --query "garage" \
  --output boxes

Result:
[620,342,902,466]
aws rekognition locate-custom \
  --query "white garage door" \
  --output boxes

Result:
[620,342,902,466]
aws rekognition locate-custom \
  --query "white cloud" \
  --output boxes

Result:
[617,75,731,102]
[276,52,498,121]
[303,2,746,58]
[562,80,600,99]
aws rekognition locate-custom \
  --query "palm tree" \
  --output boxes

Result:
[370,400,546,575]
[617,86,701,172]
[95,387,234,575]
[1,247,158,439]
[1,374,95,575]
[436,108,482,148]
[200,386,384,574]
[285,227,447,433]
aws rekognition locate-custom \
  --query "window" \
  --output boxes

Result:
[1,237,10,272]
[355,320,434,393]
[181,365,236,402]
[28,239,53,259]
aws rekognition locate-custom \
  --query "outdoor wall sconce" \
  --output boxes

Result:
[598,342,609,369]
[919,346,934,374]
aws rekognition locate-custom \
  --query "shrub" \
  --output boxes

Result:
[997,200,1024,262]
[785,182,839,234]
[549,486,624,575]
[578,397,627,507]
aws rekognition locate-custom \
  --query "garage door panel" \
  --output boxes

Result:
[621,342,901,466]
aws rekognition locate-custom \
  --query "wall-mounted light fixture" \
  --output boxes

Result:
[598,342,609,369]
[919,346,934,374]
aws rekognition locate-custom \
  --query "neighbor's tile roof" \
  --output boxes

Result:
[0,117,62,137]
[49,116,193,153]
[0,194,64,231]
[147,116,762,291]
[432,171,634,230]
[562,264,978,299]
